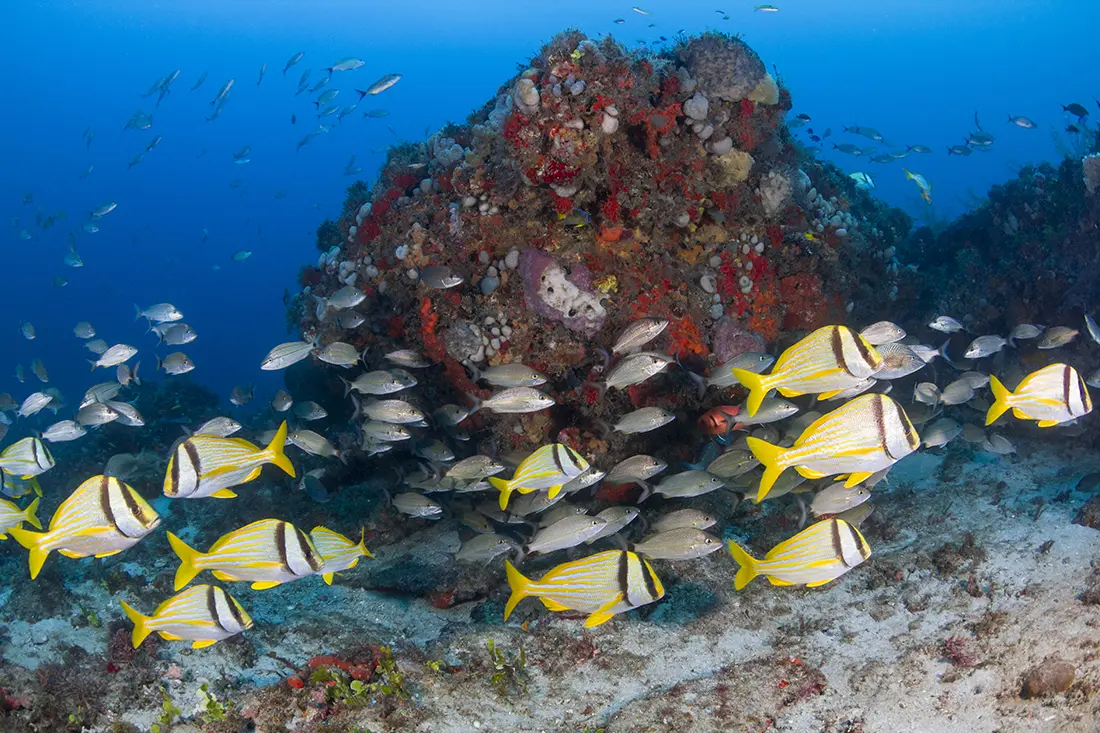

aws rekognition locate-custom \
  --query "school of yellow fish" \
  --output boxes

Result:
[0,318,1094,641]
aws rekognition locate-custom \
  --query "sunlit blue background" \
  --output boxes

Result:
[2,0,1097,417]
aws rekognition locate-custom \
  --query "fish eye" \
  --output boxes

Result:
[131,506,142,516]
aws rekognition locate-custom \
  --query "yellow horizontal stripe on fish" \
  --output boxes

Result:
[986,363,1091,427]
[728,519,871,590]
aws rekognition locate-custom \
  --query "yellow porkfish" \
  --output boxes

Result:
[732,325,883,417]
[728,518,871,590]
[986,363,1092,428]
[168,518,323,591]
[121,584,253,649]
[504,550,664,628]
[9,475,160,578]
[163,420,295,499]
[745,393,918,502]
[309,526,373,585]
[488,444,590,510]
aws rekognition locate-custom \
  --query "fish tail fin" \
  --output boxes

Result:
[23,497,42,530]
[167,532,203,591]
[133,362,141,386]
[726,540,760,590]
[503,560,532,621]
[465,393,483,415]
[902,167,913,180]
[88,359,97,373]
[340,375,352,398]
[120,601,153,648]
[488,476,515,510]
[731,369,773,417]
[745,436,786,503]
[133,303,144,322]
[685,369,707,399]
[9,526,49,579]
[264,422,296,477]
[986,375,1013,426]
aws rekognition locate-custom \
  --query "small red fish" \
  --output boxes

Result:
[698,405,740,435]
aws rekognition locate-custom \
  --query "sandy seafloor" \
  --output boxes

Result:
[3,434,1100,733]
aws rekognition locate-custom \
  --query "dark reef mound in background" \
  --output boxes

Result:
[292,30,914,470]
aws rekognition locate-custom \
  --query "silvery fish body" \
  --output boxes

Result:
[106,401,144,427]
[316,342,360,367]
[384,349,431,368]
[343,370,417,396]
[705,449,760,479]
[1037,327,1078,350]
[473,363,548,388]
[921,417,961,448]
[706,352,775,389]
[194,417,242,437]
[392,492,442,518]
[159,323,198,346]
[475,387,555,414]
[260,341,313,370]
[361,421,411,443]
[611,406,675,434]
[963,334,1007,359]
[167,519,322,590]
[134,303,182,323]
[419,264,464,289]
[293,401,328,421]
[288,429,341,458]
[810,482,872,517]
[271,390,294,412]
[585,506,641,543]
[317,285,366,312]
[653,508,717,532]
[362,399,424,424]
[457,533,519,564]
[939,379,975,405]
[91,344,138,369]
[632,528,722,560]
[605,351,673,389]
[652,470,725,498]
[873,342,926,379]
[77,402,121,426]
[446,455,506,481]
[158,352,194,375]
[860,321,906,345]
[18,392,53,418]
[928,316,965,333]
[612,318,669,354]
[524,515,607,554]
[605,454,667,484]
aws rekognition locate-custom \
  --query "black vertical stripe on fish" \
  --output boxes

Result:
[830,327,853,376]
[168,446,181,496]
[641,557,660,600]
[1063,364,1072,410]
[871,395,891,458]
[275,521,291,572]
[30,439,40,469]
[117,477,141,518]
[222,587,247,628]
[1076,373,1091,414]
[830,520,850,567]
[207,585,228,632]
[846,521,870,559]
[848,327,877,372]
[550,444,566,475]
[295,527,322,572]
[99,475,116,528]
[894,400,919,450]
[617,551,630,597]
[183,440,202,478]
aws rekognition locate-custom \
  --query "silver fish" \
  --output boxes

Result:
[316,342,360,367]
[433,404,471,427]
[314,285,366,313]
[472,388,554,414]
[810,483,871,517]
[921,417,961,448]
[585,507,641,544]
[471,363,548,388]
[288,429,341,459]
[18,393,53,418]
[653,508,717,532]
[361,421,411,443]
[860,321,906,346]
[342,370,417,396]
[134,303,182,323]
[960,423,986,443]
[913,382,941,405]
[650,470,725,498]
[158,324,197,346]
[106,401,144,427]
[446,456,506,481]
[85,338,109,355]
[392,492,441,519]
[524,515,607,554]
[357,73,402,96]
[336,311,366,329]
[736,398,800,427]
[1086,314,1100,345]
[982,433,1015,455]
[271,390,293,412]
[456,534,519,564]
[90,344,138,370]
[604,455,667,485]
[73,321,95,339]
[609,407,675,434]
[419,265,464,290]
[361,399,423,424]
[194,417,242,437]
[384,349,431,368]
[81,382,120,408]
[604,351,673,390]
[873,343,926,380]
[230,385,253,406]
[939,379,975,405]
[76,402,120,426]
[559,466,606,494]
[293,401,328,421]
[1037,326,1078,349]
[116,363,140,387]
[928,316,965,333]
[958,371,990,389]
[612,318,669,355]
[963,334,1007,359]
[705,449,760,479]
[632,528,721,561]
[157,352,194,375]
[41,420,87,443]
[706,353,775,389]
[1008,324,1043,344]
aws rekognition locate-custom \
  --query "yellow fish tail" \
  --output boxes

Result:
[503,560,531,621]
[23,497,42,530]
[985,375,1013,426]
[264,421,296,478]
[120,600,153,648]
[489,476,515,511]
[745,436,786,503]
[8,526,50,579]
[168,532,204,591]
[727,540,760,590]
[732,368,775,417]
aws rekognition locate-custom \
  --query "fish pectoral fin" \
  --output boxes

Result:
[540,598,571,611]
[94,550,123,558]
[158,632,184,641]
[243,467,263,482]
[795,466,827,479]
[582,593,624,628]
[192,639,218,649]
[1037,420,1059,428]
[210,489,238,499]
[844,472,874,487]
[58,549,86,559]
[251,581,282,590]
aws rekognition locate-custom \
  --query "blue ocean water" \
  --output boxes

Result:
[2,0,1096,404]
